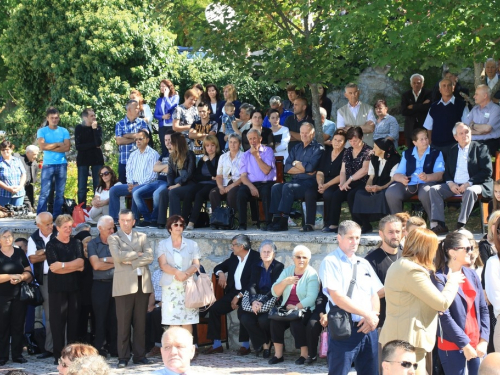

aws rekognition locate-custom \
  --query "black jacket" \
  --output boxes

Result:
[214,249,261,298]
[247,259,284,304]
[401,88,432,142]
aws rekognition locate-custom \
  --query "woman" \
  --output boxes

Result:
[304,288,328,364]
[202,83,221,121]
[209,133,244,213]
[380,227,465,375]
[485,215,500,352]
[385,128,445,217]
[74,231,94,344]
[0,228,32,365]
[432,232,489,375]
[157,215,200,333]
[46,215,85,364]
[487,179,500,217]
[318,84,332,120]
[88,166,121,222]
[67,355,110,375]
[56,343,98,375]
[216,84,241,122]
[373,99,400,147]
[172,135,220,229]
[154,79,179,155]
[130,89,153,126]
[269,245,320,365]
[172,89,200,146]
[157,132,196,229]
[326,127,372,233]
[241,109,274,151]
[191,83,204,105]
[352,138,400,221]
[0,141,26,206]
[269,109,290,160]
[239,240,284,358]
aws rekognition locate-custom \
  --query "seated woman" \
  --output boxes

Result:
[268,245,319,365]
[325,127,372,234]
[88,166,121,222]
[241,110,274,151]
[352,138,400,223]
[170,135,220,229]
[57,343,99,375]
[209,134,243,214]
[373,99,400,147]
[239,240,284,358]
[385,128,444,217]
[305,287,328,364]
[269,109,290,160]
[487,179,500,218]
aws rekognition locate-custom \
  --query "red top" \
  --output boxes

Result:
[285,274,303,306]
[438,277,480,350]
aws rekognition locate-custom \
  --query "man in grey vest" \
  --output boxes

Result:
[336,83,376,147]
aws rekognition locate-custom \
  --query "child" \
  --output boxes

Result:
[221,102,236,150]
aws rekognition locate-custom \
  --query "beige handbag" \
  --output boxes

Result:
[184,272,216,311]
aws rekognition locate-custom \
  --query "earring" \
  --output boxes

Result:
[453,256,456,261]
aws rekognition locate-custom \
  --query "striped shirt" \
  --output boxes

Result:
[115,116,149,164]
[0,156,25,198]
[126,146,159,185]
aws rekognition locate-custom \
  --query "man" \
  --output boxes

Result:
[201,234,260,355]
[480,58,500,103]
[75,108,104,207]
[479,352,500,375]
[401,74,432,147]
[88,215,117,357]
[282,85,305,111]
[432,70,470,103]
[423,78,468,157]
[153,327,196,375]
[108,129,159,225]
[134,129,174,229]
[262,96,293,128]
[463,85,500,155]
[236,129,276,230]
[319,220,383,375]
[381,340,418,375]
[283,97,314,149]
[336,83,376,146]
[429,122,492,234]
[14,237,28,253]
[321,107,337,146]
[232,103,254,135]
[115,100,149,183]
[268,123,323,231]
[36,107,71,217]
[188,102,218,155]
[108,209,154,368]
[26,212,57,359]
[15,145,39,211]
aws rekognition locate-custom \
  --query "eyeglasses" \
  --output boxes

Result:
[453,246,473,253]
[100,171,110,177]
[385,361,418,370]
[58,358,69,368]
[295,256,308,260]
[171,223,184,228]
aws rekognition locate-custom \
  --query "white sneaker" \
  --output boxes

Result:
[288,217,297,227]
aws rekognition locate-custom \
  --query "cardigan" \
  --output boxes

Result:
[271,265,320,310]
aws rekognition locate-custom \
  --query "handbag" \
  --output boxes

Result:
[319,327,328,358]
[72,202,86,227]
[20,282,44,306]
[241,290,278,313]
[268,306,307,322]
[328,261,357,340]
[184,271,217,311]
[210,206,236,229]
[193,204,210,228]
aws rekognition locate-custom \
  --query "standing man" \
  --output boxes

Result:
[26,212,57,359]
[108,209,153,368]
[480,58,500,103]
[88,215,117,357]
[401,74,432,147]
[16,145,39,212]
[336,83,376,147]
[283,97,314,149]
[36,107,71,218]
[115,100,149,183]
[262,96,293,128]
[319,220,383,375]
[75,108,104,207]
[153,327,196,375]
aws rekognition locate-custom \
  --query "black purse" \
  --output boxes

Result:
[210,206,236,229]
[20,282,44,306]
[268,306,307,322]
[194,204,210,228]
[327,261,357,340]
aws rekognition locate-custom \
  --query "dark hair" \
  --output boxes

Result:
[137,129,150,140]
[294,97,308,106]
[14,238,28,246]
[346,126,363,140]
[411,127,428,142]
[202,84,220,102]
[118,208,135,220]
[267,109,280,118]
[97,166,118,192]
[166,215,185,232]
[0,140,15,151]
[160,79,177,97]
[318,84,328,100]
[81,108,94,118]
[374,99,388,108]
[374,138,399,160]
[435,232,469,272]
[250,109,265,119]
[46,106,59,116]
[333,129,347,139]
[165,129,176,136]
[170,132,189,169]
[381,340,415,362]
[192,83,204,93]
[379,215,402,231]
[197,101,211,113]
[286,85,304,96]
[60,343,98,361]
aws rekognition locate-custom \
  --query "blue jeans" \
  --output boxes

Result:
[0,195,25,206]
[37,163,67,217]
[108,184,136,221]
[77,165,102,206]
[118,163,127,184]
[328,327,378,375]
[438,348,480,375]
[132,180,168,222]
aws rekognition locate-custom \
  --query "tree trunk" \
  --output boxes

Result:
[474,61,483,88]
[309,83,324,144]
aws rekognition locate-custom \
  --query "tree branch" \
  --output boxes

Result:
[270,0,306,37]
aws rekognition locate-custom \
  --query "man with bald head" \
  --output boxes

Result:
[479,352,500,375]
[26,212,57,358]
[481,58,500,104]
[463,84,500,155]
[154,327,195,375]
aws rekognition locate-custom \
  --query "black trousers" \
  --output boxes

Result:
[236,181,273,226]
[182,183,216,224]
[270,309,312,349]
[146,306,163,351]
[157,182,196,225]
[239,309,271,350]
[0,295,27,360]
[306,309,324,358]
[328,181,365,226]
[91,280,117,354]
[49,291,81,359]
[209,185,240,211]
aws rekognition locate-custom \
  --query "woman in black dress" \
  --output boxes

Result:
[0,228,32,365]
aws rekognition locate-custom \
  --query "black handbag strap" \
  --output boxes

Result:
[346,261,358,299]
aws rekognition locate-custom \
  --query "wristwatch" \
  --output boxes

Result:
[62,262,65,269]
[292,161,297,167]
[103,257,107,263]
[236,293,242,299]
[155,303,160,308]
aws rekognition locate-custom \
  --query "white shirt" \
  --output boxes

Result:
[216,151,243,186]
[124,231,142,276]
[336,102,376,129]
[453,143,470,184]
[423,96,469,130]
[27,231,52,274]
[487,75,499,91]
[485,256,500,317]
[368,158,398,178]
[234,251,250,290]
[412,90,421,102]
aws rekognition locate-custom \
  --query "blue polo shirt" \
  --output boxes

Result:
[37,126,70,165]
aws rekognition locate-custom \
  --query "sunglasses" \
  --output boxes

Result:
[453,246,473,253]
[386,360,418,370]
[100,171,111,177]
[171,223,184,228]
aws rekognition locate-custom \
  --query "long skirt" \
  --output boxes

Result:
[161,280,199,325]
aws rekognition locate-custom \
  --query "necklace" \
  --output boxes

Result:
[383,249,399,264]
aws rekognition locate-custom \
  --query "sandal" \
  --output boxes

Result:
[299,224,314,232]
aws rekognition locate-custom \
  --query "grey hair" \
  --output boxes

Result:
[97,215,114,229]
[118,208,135,219]
[410,73,424,83]
[239,103,255,117]
[300,122,315,132]
[338,220,361,236]
[486,58,498,67]
[292,245,311,259]
[67,355,111,375]
[125,99,138,110]
[232,234,251,250]
[319,107,327,117]
[227,133,242,144]
[247,128,261,138]
[75,223,91,234]
[259,240,277,254]
[35,211,53,224]
[378,215,402,231]
[451,122,470,136]
[25,145,39,154]
[269,96,282,106]
[344,83,358,92]
[476,84,492,98]
[0,228,13,237]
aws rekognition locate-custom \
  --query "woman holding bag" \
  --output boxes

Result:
[157,214,201,333]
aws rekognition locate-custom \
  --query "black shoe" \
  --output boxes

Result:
[268,356,284,364]
[361,225,373,234]
[117,360,128,368]
[263,349,271,359]
[305,355,317,364]
[237,225,247,231]
[157,224,166,229]
[255,346,263,357]
[54,358,58,365]
[98,348,109,357]
[37,352,53,359]
[148,222,158,229]
[133,357,149,365]
[13,356,27,364]
[431,224,449,235]
[0,359,6,366]
[137,221,151,228]
[300,224,314,232]
[295,356,306,365]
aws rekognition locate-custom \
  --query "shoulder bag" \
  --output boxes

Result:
[184,270,217,312]
[210,206,236,229]
[241,290,277,313]
[268,306,307,322]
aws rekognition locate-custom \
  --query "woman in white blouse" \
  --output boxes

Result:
[484,215,500,351]
[88,166,121,222]
[269,109,290,161]
[209,133,243,212]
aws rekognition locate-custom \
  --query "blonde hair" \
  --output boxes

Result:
[488,210,500,242]
[493,179,500,212]
[223,84,238,102]
[394,212,411,226]
[203,134,221,156]
[402,227,438,271]
[67,355,110,375]
[55,214,74,228]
